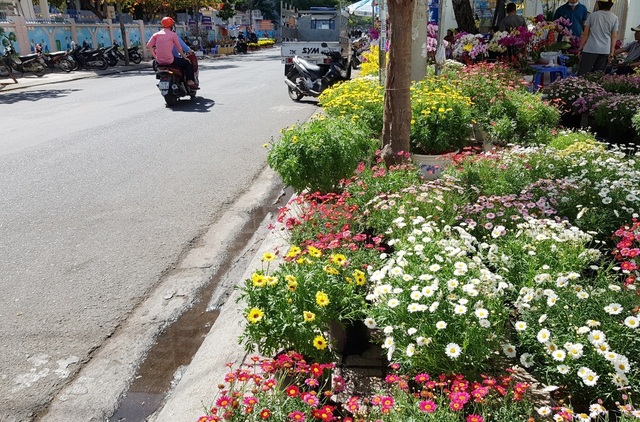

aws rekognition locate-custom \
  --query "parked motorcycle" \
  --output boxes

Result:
[284,49,350,101]
[154,53,198,107]
[35,43,74,73]
[1,45,46,77]
[105,42,143,66]
[69,45,109,70]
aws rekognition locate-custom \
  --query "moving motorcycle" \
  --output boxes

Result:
[69,45,109,70]
[284,49,350,102]
[234,37,248,54]
[154,53,199,107]
[1,45,46,77]
[35,43,74,73]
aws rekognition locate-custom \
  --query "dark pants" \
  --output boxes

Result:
[577,52,609,76]
[171,57,194,82]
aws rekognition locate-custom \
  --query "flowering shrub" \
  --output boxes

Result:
[593,94,640,135]
[266,116,378,193]
[544,76,608,116]
[319,77,384,135]
[238,241,381,361]
[364,219,512,374]
[486,90,559,145]
[360,44,381,77]
[451,33,488,63]
[599,74,640,95]
[410,78,474,154]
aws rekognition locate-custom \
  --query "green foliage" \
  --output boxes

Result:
[633,111,640,136]
[267,116,379,194]
[486,90,560,145]
[593,94,640,134]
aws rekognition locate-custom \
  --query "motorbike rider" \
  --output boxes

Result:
[147,16,197,89]
[170,24,198,87]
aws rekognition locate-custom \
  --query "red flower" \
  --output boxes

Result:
[286,385,300,397]
[259,408,272,419]
[467,414,484,422]
[419,399,437,413]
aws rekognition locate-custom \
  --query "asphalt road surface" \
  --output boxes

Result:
[0,49,318,421]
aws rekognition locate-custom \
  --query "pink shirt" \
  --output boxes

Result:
[147,29,181,65]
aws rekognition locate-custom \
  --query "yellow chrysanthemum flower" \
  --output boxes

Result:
[261,252,276,262]
[354,269,367,286]
[316,291,330,307]
[303,311,316,322]
[324,265,339,275]
[266,276,278,286]
[307,246,322,258]
[251,273,267,287]
[246,307,264,324]
[313,335,327,350]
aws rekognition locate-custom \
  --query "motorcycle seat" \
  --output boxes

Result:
[48,51,67,57]
[19,53,39,60]
[157,65,185,78]
[296,57,321,73]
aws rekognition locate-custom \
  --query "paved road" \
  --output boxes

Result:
[0,49,318,421]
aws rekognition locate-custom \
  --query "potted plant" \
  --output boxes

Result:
[593,94,640,145]
[544,76,608,128]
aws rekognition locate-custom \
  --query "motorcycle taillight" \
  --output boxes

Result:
[323,58,333,64]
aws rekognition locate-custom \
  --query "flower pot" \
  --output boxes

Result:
[329,319,370,356]
[411,151,457,181]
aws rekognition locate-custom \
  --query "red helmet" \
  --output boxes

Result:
[161,17,174,28]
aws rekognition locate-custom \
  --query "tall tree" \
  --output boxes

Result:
[381,0,414,166]
[452,0,477,33]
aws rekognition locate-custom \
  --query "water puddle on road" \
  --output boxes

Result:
[109,186,292,421]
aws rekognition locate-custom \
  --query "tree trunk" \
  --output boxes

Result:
[451,0,477,34]
[80,0,105,19]
[381,0,414,167]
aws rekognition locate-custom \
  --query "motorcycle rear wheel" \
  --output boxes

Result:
[286,70,304,102]
[129,53,142,64]
[58,58,73,73]
[92,57,108,70]
[29,62,46,77]
[107,55,118,67]
[164,94,178,107]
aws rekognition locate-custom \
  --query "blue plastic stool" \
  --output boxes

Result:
[531,65,568,91]
[211,46,219,55]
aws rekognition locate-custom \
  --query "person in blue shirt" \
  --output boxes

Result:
[554,0,589,40]
[170,25,198,87]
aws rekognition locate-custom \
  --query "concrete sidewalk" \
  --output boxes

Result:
[0,61,154,92]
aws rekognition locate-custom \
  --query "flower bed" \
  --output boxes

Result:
[199,62,640,422]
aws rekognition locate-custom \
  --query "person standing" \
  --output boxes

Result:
[553,0,589,39]
[147,17,196,88]
[577,0,618,76]
[499,3,526,32]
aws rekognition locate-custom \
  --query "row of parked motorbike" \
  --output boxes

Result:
[0,42,143,78]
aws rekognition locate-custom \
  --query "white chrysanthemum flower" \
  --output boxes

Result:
[611,372,629,388]
[388,298,400,308]
[586,319,600,327]
[557,365,570,374]
[410,290,422,301]
[429,301,439,312]
[588,330,606,346]
[491,225,506,238]
[393,287,403,294]
[577,366,591,377]
[383,325,394,334]
[537,328,551,343]
[582,370,599,386]
[567,343,584,359]
[421,286,435,297]
[375,284,393,295]
[624,316,639,329]
[502,343,517,358]
[453,304,468,315]
[514,321,527,331]
[419,273,434,281]
[445,342,461,359]
[604,303,623,315]
[436,321,447,330]
[389,266,404,277]
[478,319,491,328]
[547,295,558,307]
[458,298,469,305]
[576,291,589,300]
[406,343,415,357]
[416,336,432,346]
[589,403,606,418]
[447,278,459,290]
[402,274,414,281]
[407,327,418,336]
[538,314,547,324]
[537,406,552,416]
[429,264,441,272]
[474,308,489,319]
[552,350,566,362]
[613,356,630,373]
[407,303,420,313]
[534,273,552,284]
[520,353,534,368]
[383,337,395,348]
[575,413,590,422]
[577,326,590,334]
[609,284,621,292]
[364,318,376,329]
